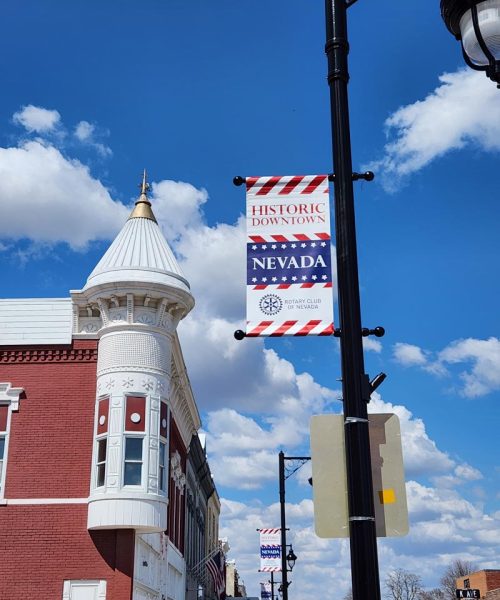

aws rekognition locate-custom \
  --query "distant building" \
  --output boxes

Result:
[226,560,247,598]
[456,569,500,600]
[0,177,219,600]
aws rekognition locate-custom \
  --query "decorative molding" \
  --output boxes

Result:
[0,382,24,411]
[0,348,97,364]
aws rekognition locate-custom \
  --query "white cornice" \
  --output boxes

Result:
[170,334,201,448]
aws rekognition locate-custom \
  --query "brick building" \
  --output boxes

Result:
[456,569,500,600]
[0,177,219,600]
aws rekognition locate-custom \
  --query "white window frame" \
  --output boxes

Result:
[0,383,24,500]
[62,579,106,599]
[123,435,144,487]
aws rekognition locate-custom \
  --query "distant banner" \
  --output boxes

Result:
[259,527,281,572]
[261,583,272,600]
[246,175,334,337]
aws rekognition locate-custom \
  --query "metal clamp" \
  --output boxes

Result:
[349,516,375,522]
[345,417,368,424]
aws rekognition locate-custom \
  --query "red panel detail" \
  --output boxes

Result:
[300,283,314,288]
[253,285,268,290]
[125,396,146,432]
[271,321,298,336]
[277,284,291,289]
[249,235,266,244]
[160,402,168,438]
[97,397,109,435]
[301,175,327,194]
[0,405,8,432]
[271,235,289,243]
[278,176,304,195]
[294,320,321,336]
[246,177,259,191]
[319,324,335,336]
[246,321,273,337]
[256,176,281,195]
[316,232,331,240]
[293,234,310,241]
[324,282,333,288]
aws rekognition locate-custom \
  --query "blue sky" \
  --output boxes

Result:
[1,0,499,597]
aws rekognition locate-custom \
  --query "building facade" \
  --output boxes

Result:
[456,570,500,600]
[0,179,218,600]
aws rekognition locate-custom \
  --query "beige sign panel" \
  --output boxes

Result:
[310,413,408,538]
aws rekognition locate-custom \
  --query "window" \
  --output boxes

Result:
[94,397,109,489]
[464,579,470,589]
[159,441,167,491]
[96,439,107,487]
[124,437,143,485]
[0,383,24,498]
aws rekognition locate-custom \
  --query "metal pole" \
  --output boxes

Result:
[271,572,275,600]
[324,1,381,600]
[278,451,289,600]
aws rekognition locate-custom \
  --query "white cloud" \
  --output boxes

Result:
[367,69,500,191]
[0,140,128,249]
[74,120,112,157]
[13,105,61,133]
[369,395,454,477]
[363,337,382,353]
[393,342,428,367]
[393,337,500,398]
[438,337,500,397]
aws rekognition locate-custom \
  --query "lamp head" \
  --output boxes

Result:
[286,547,297,571]
[441,0,500,86]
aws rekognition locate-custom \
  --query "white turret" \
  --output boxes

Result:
[72,172,194,532]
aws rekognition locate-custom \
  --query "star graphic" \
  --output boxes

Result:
[311,242,317,247]
[291,243,297,248]
[321,242,327,247]
[281,244,287,249]
[302,275,307,281]
[262,244,267,250]
[271,244,277,249]
[252,245,257,250]
[252,277,257,283]
[301,243,307,248]
[322,275,328,280]
[272,277,278,282]
[262,277,268,282]
[312,275,318,280]
[281,276,287,282]
[292,276,297,281]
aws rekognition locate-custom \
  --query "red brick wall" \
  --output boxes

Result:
[0,340,97,498]
[167,417,186,554]
[0,504,134,600]
[486,573,500,594]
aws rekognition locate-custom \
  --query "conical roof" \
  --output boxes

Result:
[83,173,191,295]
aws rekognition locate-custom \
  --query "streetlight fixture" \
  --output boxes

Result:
[441,0,500,86]
[285,546,297,572]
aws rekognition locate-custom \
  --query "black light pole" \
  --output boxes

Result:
[324,2,381,600]
[278,451,308,600]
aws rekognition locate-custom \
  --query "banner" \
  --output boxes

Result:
[245,175,334,337]
[259,528,281,572]
[260,583,272,600]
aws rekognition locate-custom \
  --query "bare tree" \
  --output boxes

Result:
[418,589,446,600]
[440,560,478,600]
[343,589,353,600]
[385,569,422,600]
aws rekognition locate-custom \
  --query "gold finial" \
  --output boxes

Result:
[140,169,151,196]
[128,169,157,222]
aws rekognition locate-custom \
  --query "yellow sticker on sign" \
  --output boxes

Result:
[378,489,396,504]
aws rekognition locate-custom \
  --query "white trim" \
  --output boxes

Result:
[62,579,107,599]
[0,382,24,412]
[6,497,88,505]
[0,382,25,499]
